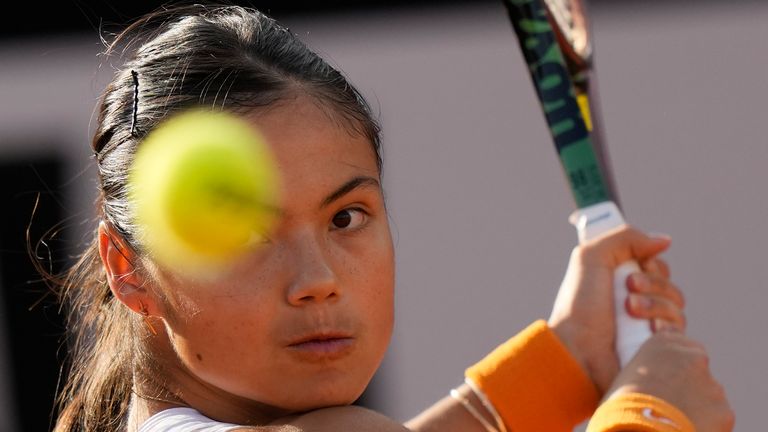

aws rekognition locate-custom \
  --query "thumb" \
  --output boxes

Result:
[583,226,671,267]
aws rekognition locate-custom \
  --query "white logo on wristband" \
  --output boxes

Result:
[642,408,679,428]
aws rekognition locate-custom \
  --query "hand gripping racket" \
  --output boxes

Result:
[502,0,648,366]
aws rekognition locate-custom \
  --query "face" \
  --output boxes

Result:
[150,96,394,413]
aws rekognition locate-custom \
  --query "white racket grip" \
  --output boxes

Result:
[569,201,652,366]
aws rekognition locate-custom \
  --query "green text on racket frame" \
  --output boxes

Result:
[504,0,611,208]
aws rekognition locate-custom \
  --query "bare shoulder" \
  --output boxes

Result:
[230,406,409,432]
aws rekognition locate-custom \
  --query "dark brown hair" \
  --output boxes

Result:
[53,4,381,431]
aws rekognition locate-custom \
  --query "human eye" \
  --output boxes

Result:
[330,208,368,231]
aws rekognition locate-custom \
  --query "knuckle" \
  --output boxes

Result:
[724,408,736,429]
[657,258,670,276]
[714,382,727,399]
[713,404,736,430]
[675,286,686,308]
[664,279,676,293]
[669,302,685,323]
[642,257,660,273]
[571,244,590,262]
[690,350,710,369]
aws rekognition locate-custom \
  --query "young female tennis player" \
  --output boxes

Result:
[52,4,732,432]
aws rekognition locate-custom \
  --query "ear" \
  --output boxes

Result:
[98,221,158,316]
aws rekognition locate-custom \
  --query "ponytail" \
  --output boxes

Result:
[53,238,134,432]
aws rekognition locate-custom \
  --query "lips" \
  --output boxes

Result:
[286,332,355,362]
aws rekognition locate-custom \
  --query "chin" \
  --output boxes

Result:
[292,395,358,413]
[280,374,370,413]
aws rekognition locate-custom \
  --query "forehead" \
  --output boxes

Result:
[245,97,380,207]
[249,97,376,168]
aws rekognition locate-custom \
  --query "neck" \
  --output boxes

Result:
[130,329,295,429]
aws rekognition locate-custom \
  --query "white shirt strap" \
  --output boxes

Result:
[139,407,241,432]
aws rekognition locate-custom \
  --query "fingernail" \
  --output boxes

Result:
[629,295,652,310]
[650,232,672,242]
[631,273,649,291]
[654,319,682,334]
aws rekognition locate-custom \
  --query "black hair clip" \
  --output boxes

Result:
[130,70,140,137]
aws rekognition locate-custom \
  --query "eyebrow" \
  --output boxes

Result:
[319,176,381,210]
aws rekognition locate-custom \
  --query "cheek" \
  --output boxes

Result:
[351,228,395,332]
[173,301,268,355]
[364,252,394,315]
[162,285,279,384]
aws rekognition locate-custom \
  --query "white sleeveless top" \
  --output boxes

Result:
[139,407,241,431]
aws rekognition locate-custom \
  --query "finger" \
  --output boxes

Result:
[641,257,670,279]
[627,273,685,309]
[627,294,687,330]
[581,226,672,267]
[625,230,671,263]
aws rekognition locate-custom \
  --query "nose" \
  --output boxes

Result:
[285,233,340,306]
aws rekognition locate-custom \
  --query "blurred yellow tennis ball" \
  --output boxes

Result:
[129,110,280,276]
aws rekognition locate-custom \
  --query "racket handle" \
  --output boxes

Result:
[613,260,648,366]
[569,202,652,366]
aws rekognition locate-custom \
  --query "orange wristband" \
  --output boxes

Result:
[587,393,695,432]
[465,320,600,431]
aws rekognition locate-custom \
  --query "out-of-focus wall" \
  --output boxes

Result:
[1,2,764,429]
[0,36,106,232]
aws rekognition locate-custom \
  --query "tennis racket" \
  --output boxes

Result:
[502,0,648,366]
